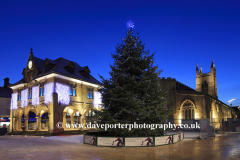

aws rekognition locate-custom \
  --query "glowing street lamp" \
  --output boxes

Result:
[228,99,235,107]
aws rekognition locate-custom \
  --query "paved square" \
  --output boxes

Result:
[0,133,240,160]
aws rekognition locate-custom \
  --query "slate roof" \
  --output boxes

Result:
[32,56,45,72]
[0,87,12,98]
[11,55,102,87]
[175,81,230,107]
[176,81,197,92]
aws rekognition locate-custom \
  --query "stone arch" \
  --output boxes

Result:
[39,103,49,117]
[63,105,80,116]
[21,105,37,131]
[83,105,97,130]
[38,103,49,131]
[14,107,24,118]
[180,99,196,120]
[25,105,37,117]
[14,107,24,130]
[83,105,95,117]
[63,105,81,130]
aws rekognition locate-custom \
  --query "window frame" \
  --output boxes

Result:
[74,111,80,117]
[87,87,93,99]
[39,82,45,97]
[28,87,32,99]
[86,109,95,118]
[17,91,21,101]
[69,82,77,96]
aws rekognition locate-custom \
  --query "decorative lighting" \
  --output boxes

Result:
[56,82,70,105]
[93,91,102,109]
[21,89,28,107]
[32,86,39,106]
[179,115,182,124]
[228,99,235,105]
[44,82,54,104]
[126,20,135,30]
[68,109,73,114]
[10,93,18,109]
[195,114,199,119]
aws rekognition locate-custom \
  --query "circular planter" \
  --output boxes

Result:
[84,132,184,147]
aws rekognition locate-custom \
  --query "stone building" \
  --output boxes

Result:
[9,49,102,133]
[232,106,240,119]
[160,61,236,128]
[0,78,12,128]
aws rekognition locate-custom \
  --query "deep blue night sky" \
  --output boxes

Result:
[0,0,239,106]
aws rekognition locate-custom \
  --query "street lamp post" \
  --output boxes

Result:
[228,99,236,107]
[228,99,236,119]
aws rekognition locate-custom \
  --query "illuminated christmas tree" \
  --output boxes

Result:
[99,21,171,136]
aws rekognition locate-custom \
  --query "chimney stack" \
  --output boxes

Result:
[4,77,9,87]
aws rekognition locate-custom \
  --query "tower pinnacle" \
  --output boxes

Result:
[30,48,33,54]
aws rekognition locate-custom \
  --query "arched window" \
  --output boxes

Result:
[86,109,95,117]
[181,100,195,120]
[202,81,208,93]
[74,111,80,117]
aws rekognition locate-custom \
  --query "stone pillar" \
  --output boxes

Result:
[36,117,41,131]
[52,92,63,133]
[70,117,73,129]
[10,109,14,132]
[16,118,21,131]
[79,116,83,131]
[12,117,16,131]
[63,114,66,129]
[24,117,28,131]
[83,118,86,130]
[15,118,19,131]
[49,102,54,133]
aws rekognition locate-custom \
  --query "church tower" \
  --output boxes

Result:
[196,61,218,99]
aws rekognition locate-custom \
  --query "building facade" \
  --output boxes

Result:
[0,78,12,129]
[232,106,240,119]
[10,49,102,133]
[160,61,236,128]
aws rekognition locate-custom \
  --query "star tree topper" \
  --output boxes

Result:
[126,20,135,30]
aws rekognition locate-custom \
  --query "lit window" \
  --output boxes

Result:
[181,100,195,120]
[18,91,21,101]
[74,111,80,117]
[87,88,93,99]
[39,82,45,96]
[69,82,76,96]
[28,87,32,99]
[86,109,95,117]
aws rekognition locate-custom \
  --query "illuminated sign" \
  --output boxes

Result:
[0,118,10,122]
